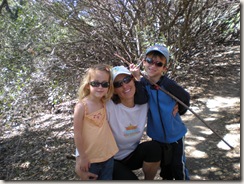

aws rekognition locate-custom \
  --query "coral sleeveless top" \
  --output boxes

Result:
[80,101,118,163]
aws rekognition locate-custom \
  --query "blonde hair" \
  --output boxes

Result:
[78,64,114,102]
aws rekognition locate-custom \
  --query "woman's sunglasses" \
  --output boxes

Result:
[113,75,133,88]
[145,57,165,67]
[89,81,110,88]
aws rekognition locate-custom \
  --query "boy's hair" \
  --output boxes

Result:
[146,51,167,65]
[78,64,114,102]
[146,44,169,63]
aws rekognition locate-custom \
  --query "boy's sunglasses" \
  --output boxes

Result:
[113,75,133,88]
[89,81,110,88]
[145,57,165,67]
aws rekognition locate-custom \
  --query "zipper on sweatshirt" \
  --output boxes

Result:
[156,90,167,142]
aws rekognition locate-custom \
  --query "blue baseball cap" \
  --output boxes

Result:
[146,44,170,63]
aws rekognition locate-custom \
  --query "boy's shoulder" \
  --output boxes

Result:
[140,75,175,85]
[140,76,151,85]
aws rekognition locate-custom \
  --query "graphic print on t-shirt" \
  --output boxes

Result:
[124,124,140,137]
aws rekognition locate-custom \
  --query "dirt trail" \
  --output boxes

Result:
[181,45,240,180]
[179,45,239,180]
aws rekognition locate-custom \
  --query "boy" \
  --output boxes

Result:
[131,44,190,180]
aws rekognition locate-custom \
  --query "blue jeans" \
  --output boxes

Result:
[89,157,114,180]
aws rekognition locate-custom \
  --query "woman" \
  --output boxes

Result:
[75,65,162,180]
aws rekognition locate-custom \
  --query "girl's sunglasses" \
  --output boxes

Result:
[89,81,110,88]
[113,75,133,88]
[145,57,165,67]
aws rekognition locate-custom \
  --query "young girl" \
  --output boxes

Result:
[73,64,118,180]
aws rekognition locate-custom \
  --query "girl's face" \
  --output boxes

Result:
[143,55,167,80]
[88,70,110,99]
[113,74,135,102]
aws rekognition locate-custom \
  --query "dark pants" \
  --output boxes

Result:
[112,140,162,180]
[159,137,190,180]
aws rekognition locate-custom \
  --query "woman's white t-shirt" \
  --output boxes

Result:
[106,100,148,160]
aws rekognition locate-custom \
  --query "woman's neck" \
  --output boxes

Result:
[121,98,135,108]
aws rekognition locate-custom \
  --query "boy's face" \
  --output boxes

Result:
[143,55,167,79]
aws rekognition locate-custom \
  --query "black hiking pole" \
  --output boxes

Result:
[114,53,234,150]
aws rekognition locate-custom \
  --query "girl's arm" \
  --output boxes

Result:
[73,102,90,172]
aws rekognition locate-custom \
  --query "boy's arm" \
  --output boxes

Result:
[162,77,190,115]
[134,81,149,104]
[129,63,148,104]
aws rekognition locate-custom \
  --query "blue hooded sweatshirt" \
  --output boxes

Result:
[140,76,190,143]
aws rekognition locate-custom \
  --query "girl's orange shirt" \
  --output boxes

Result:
[80,101,118,163]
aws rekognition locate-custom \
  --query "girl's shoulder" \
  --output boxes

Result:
[73,101,86,120]
[74,100,86,111]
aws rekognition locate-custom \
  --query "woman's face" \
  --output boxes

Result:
[113,74,135,102]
